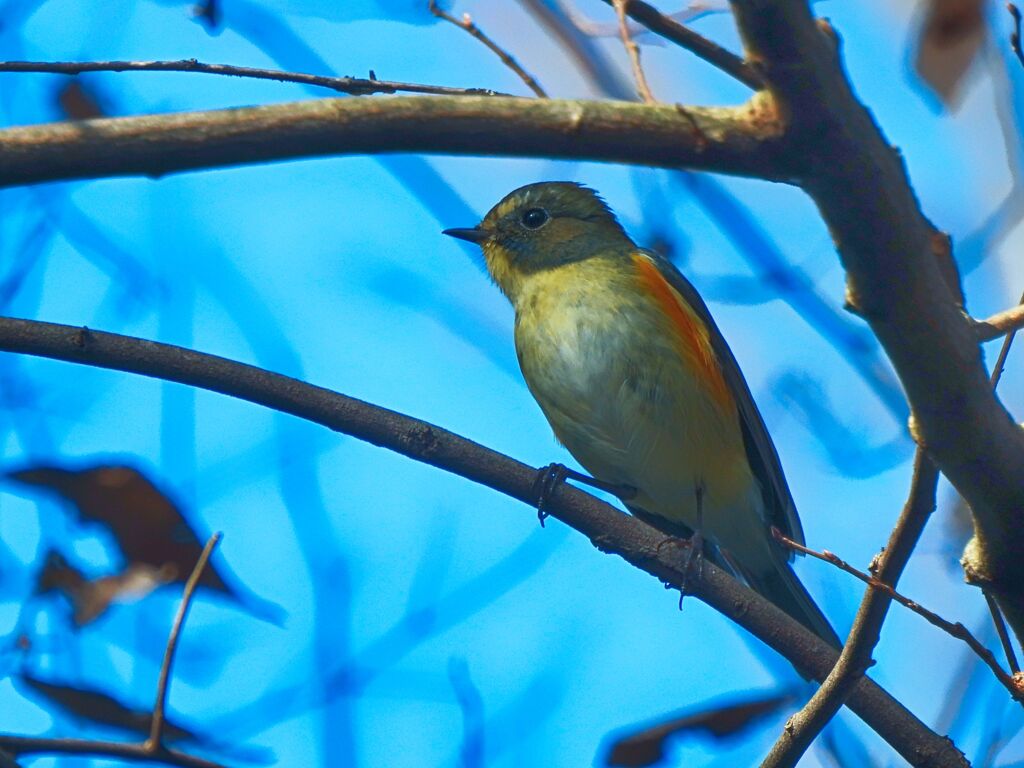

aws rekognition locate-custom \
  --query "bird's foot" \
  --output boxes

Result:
[531,463,637,527]
[677,530,704,609]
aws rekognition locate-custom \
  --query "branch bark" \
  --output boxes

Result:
[0,95,791,188]
[0,316,966,768]
[728,0,1024,644]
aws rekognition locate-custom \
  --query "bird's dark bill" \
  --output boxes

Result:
[442,227,487,243]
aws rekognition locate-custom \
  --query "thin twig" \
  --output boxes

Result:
[760,451,942,768]
[989,289,1024,387]
[974,301,1024,342]
[773,528,1024,703]
[0,536,226,768]
[0,315,969,767]
[148,533,222,751]
[428,1,548,97]
[612,0,657,103]
[0,59,512,98]
[600,0,762,90]
[981,287,1024,668]
[986,591,1021,674]
[1009,4,1024,70]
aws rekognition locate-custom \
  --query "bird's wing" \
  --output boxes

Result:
[637,250,805,550]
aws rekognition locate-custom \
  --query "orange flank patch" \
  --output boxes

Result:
[632,254,734,411]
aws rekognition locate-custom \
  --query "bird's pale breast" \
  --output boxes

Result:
[513,255,763,553]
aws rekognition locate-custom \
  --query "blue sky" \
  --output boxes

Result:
[0,1,1021,767]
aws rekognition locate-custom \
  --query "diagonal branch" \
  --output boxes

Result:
[0,59,513,98]
[760,451,940,768]
[0,316,967,768]
[728,0,1024,648]
[0,95,789,189]
[428,1,548,97]
[772,530,1024,704]
[598,0,762,89]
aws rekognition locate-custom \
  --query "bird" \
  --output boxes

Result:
[443,181,840,648]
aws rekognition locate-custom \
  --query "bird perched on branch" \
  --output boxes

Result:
[444,181,840,648]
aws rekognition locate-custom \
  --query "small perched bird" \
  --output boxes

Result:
[444,181,839,648]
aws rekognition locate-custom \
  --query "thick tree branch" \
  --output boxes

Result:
[0,95,790,188]
[0,737,224,768]
[728,0,1024,645]
[0,316,966,768]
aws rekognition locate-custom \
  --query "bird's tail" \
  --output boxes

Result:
[743,556,842,650]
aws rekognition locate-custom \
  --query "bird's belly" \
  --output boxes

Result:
[516,303,757,538]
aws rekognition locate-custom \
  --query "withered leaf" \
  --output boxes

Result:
[56,81,106,121]
[9,462,282,623]
[606,691,795,767]
[913,0,987,108]
[37,549,173,627]
[19,674,198,743]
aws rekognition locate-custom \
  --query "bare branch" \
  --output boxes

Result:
[612,0,657,103]
[600,0,762,90]
[0,59,512,98]
[773,528,1024,704]
[0,95,789,188]
[974,301,1024,342]
[148,534,222,751]
[986,591,1022,675]
[760,452,941,768]
[428,1,548,97]
[0,316,967,768]
[988,289,1024,387]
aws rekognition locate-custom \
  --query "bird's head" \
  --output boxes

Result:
[443,182,633,300]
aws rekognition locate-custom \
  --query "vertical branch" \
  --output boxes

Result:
[147,533,222,751]
[612,0,657,103]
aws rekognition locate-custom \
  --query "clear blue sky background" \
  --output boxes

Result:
[0,1,1021,766]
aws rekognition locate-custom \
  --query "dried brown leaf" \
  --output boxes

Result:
[37,550,174,626]
[914,0,987,107]
[606,692,795,767]
[19,674,197,743]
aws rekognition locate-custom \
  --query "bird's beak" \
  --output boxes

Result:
[442,227,488,244]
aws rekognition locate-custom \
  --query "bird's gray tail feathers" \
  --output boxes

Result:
[746,557,842,651]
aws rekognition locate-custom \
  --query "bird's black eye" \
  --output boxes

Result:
[521,208,549,230]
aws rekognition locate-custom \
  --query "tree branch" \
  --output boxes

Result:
[599,0,763,90]
[0,59,513,98]
[148,534,221,751]
[0,95,789,188]
[612,0,657,103]
[760,452,940,768]
[0,316,966,768]
[428,2,548,97]
[773,528,1024,703]
[728,0,1024,645]
[975,302,1024,342]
